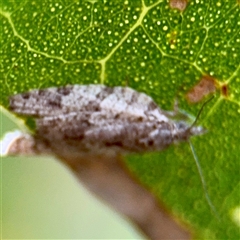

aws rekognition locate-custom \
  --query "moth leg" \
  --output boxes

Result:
[1,130,52,156]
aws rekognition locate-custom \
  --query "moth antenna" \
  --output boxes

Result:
[189,96,214,129]
[188,140,220,220]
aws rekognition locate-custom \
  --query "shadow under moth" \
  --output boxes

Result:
[3,84,218,218]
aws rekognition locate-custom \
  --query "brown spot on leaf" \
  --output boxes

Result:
[167,31,178,47]
[186,76,216,103]
[221,84,228,97]
[169,0,188,11]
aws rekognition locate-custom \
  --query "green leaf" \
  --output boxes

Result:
[1,0,240,239]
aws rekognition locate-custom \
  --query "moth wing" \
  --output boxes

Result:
[36,112,92,140]
[36,112,161,152]
[9,85,167,122]
[9,85,106,117]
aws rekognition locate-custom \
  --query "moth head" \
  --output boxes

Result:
[174,96,213,140]
[189,125,207,136]
[174,121,206,141]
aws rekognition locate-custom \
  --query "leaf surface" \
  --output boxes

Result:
[1,1,240,239]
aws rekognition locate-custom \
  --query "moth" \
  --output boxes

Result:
[8,84,206,156]
[7,84,217,217]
